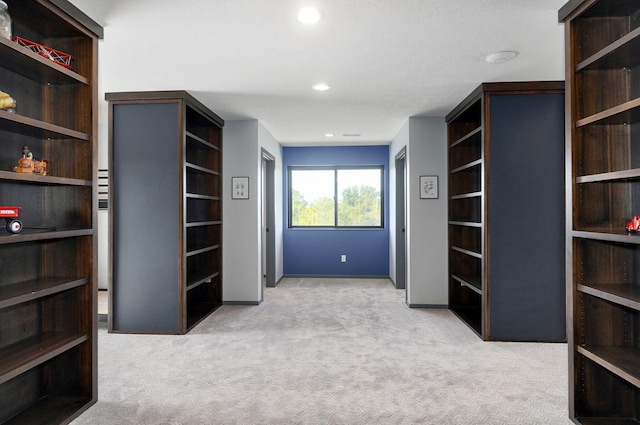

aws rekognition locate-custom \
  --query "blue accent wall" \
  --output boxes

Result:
[283,146,390,276]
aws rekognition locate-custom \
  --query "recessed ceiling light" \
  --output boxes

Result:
[312,83,331,91]
[325,133,334,137]
[297,7,323,24]
[485,51,518,64]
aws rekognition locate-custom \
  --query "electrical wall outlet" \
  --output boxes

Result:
[341,255,347,263]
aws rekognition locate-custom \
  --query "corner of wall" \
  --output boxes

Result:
[407,117,448,306]
[222,120,262,303]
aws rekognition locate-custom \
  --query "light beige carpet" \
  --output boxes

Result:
[72,278,570,424]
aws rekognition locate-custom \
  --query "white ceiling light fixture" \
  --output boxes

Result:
[297,7,323,24]
[485,51,518,64]
[312,82,331,91]
[325,133,334,137]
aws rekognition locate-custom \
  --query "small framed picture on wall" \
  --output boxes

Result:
[232,176,249,199]
[420,175,438,199]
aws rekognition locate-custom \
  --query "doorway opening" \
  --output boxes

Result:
[395,148,407,300]
[262,149,276,292]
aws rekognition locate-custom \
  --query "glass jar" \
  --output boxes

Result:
[0,1,11,40]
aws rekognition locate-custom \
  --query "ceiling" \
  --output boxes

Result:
[68,0,567,146]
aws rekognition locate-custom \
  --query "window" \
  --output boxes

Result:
[289,166,383,228]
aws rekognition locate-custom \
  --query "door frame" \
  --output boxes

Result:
[395,147,407,292]
[262,148,277,288]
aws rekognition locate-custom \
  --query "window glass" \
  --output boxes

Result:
[289,166,383,228]
[290,169,335,226]
[337,169,382,227]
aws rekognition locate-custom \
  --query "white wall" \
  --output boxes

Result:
[389,117,448,307]
[258,123,284,281]
[223,120,260,302]
[389,121,409,285]
[407,117,448,306]
[223,120,283,303]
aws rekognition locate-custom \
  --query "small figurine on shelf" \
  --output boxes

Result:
[21,145,32,160]
[626,215,640,233]
[0,89,16,113]
[13,146,48,175]
[0,206,22,234]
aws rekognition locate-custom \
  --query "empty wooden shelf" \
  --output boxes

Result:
[446,81,566,341]
[107,91,223,334]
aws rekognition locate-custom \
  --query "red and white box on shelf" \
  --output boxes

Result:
[11,36,72,69]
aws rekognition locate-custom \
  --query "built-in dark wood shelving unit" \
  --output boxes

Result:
[108,90,223,334]
[560,0,640,422]
[446,81,566,341]
[0,1,102,423]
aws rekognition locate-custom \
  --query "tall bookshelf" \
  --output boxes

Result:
[0,0,102,423]
[107,91,223,335]
[560,0,640,422]
[446,82,566,341]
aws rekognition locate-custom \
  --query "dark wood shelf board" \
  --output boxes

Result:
[185,221,222,228]
[451,274,483,294]
[0,37,89,85]
[451,245,483,259]
[576,98,640,127]
[186,244,220,257]
[0,277,89,309]
[578,284,640,311]
[186,272,220,291]
[578,345,640,388]
[185,162,220,176]
[573,230,640,245]
[450,191,482,200]
[451,244,482,256]
[0,332,88,385]
[450,159,482,174]
[450,126,482,148]
[0,170,91,186]
[186,131,220,151]
[576,169,640,184]
[3,396,94,425]
[185,193,220,201]
[0,110,90,141]
[577,26,640,71]
[448,221,482,228]
[0,228,93,245]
